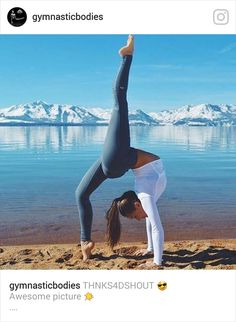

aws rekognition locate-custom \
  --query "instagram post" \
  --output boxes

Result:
[0,1,236,322]
[0,34,236,270]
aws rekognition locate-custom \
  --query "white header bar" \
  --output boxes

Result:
[0,0,236,34]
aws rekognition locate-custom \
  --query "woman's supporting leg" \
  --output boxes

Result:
[75,159,107,242]
[102,40,137,177]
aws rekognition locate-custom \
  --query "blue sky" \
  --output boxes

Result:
[0,35,236,112]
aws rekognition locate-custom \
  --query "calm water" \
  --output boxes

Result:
[0,126,236,245]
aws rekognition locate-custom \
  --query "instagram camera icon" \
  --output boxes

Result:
[213,9,229,25]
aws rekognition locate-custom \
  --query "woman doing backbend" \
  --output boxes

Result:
[75,35,167,267]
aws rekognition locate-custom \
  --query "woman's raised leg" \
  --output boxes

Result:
[101,36,137,177]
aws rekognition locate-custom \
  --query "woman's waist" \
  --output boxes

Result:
[131,149,159,169]
[132,159,164,177]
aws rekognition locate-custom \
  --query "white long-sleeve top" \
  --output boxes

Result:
[132,159,167,265]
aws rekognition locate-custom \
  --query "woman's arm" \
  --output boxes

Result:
[139,194,164,265]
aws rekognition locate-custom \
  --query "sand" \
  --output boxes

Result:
[0,239,235,270]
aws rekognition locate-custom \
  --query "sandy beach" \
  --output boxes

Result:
[0,239,235,270]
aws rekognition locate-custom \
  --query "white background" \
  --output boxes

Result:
[0,270,235,322]
[0,1,235,34]
[0,1,235,322]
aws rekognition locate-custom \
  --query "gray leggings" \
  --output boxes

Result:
[75,55,137,241]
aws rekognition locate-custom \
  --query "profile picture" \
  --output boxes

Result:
[7,7,27,27]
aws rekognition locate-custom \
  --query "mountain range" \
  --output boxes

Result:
[0,101,236,126]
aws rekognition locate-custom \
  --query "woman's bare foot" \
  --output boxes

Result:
[119,35,134,56]
[81,240,95,261]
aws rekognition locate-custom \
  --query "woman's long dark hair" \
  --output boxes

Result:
[106,190,139,249]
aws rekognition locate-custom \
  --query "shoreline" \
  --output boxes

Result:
[1,239,235,270]
[1,229,236,247]
[1,237,236,247]
[1,216,236,247]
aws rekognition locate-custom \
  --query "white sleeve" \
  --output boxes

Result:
[145,217,153,252]
[140,195,164,265]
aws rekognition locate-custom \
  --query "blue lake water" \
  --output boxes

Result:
[0,126,236,245]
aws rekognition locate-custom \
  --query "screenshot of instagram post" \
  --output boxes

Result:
[0,1,236,322]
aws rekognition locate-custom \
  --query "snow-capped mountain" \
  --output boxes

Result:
[88,107,158,125]
[0,101,101,125]
[0,101,235,126]
[0,101,158,126]
[150,104,236,126]
[129,109,159,125]
[87,107,111,123]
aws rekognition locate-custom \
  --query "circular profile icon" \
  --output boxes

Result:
[7,7,27,27]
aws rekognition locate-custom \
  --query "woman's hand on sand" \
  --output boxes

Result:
[134,249,153,256]
[138,261,163,269]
